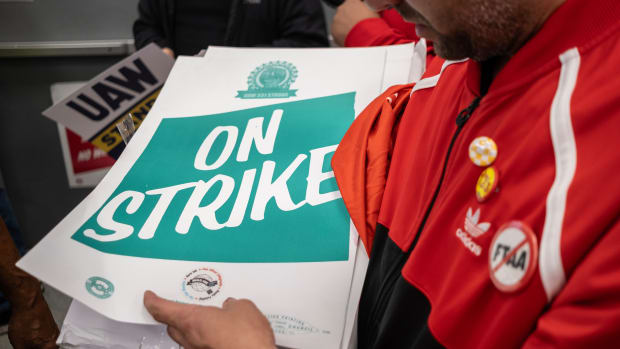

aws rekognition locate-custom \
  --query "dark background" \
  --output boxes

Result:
[0,0,336,249]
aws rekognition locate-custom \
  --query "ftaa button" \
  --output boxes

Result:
[488,221,538,293]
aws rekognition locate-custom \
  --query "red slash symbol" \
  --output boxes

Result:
[488,221,538,293]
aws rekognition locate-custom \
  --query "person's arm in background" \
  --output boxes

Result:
[0,217,58,349]
[332,0,419,47]
[133,0,175,57]
[271,0,329,48]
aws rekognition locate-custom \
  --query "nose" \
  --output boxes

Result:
[364,0,403,11]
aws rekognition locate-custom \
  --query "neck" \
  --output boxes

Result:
[479,0,567,89]
[479,56,508,96]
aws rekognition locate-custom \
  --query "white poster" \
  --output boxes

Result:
[22,43,424,349]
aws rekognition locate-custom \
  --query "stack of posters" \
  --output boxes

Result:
[20,41,427,349]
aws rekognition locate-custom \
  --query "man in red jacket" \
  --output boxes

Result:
[143,0,620,348]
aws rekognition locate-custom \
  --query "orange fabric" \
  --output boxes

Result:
[332,84,413,255]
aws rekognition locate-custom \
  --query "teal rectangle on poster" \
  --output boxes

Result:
[72,93,355,263]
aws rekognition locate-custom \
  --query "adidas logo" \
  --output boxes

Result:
[464,207,490,238]
[455,207,491,257]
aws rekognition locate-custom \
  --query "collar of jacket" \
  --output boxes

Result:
[332,84,413,256]
[464,0,620,97]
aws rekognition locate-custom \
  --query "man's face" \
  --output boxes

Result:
[366,0,530,61]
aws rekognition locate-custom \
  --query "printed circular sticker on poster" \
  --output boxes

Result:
[85,276,115,299]
[182,267,223,302]
[488,221,538,293]
[237,61,298,99]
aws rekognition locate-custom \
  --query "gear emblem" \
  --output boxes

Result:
[85,276,114,299]
[237,61,299,99]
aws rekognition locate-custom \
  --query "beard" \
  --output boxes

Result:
[395,0,531,62]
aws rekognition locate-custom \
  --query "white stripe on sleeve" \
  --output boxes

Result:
[539,47,581,301]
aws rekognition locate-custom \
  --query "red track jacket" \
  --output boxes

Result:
[333,0,620,347]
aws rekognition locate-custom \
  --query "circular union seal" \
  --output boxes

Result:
[248,61,298,90]
[182,268,223,301]
[488,221,538,293]
[85,276,114,299]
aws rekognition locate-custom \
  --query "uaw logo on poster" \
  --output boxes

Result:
[237,61,298,99]
[182,268,223,301]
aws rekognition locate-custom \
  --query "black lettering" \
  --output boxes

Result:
[93,82,134,111]
[101,133,118,146]
[514,251,527,270]
[493,244,503,261]
[507,251,527,270]
[507,254,517,267]
[132,106,150,121]
[493,243,511,262]
[66,94,109,121]
[105,58,158,93]
[145,97,157,109]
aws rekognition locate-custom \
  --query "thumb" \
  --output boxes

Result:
[143,291,188,328]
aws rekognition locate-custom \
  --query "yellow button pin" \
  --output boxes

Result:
[476,166,499,202]
[469,136,498,167]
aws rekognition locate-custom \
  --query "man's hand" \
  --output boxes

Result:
[8,290,59,349]
[144,291,275,349]
[162,47,175,58]
[331,0,380,46]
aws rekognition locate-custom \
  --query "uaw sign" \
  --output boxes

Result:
[73,93,353,262]
[43,43,174,159]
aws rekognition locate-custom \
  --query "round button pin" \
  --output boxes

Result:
[488,221,538,293]
[476,166,499,202]
[469,136,498,167]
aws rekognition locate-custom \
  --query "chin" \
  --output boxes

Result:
[433,43,470,61]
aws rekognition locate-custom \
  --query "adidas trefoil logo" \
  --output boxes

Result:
[455,207,491,257]
[464,207,490,238]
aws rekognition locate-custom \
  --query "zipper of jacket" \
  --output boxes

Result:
[365,96,482,342]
